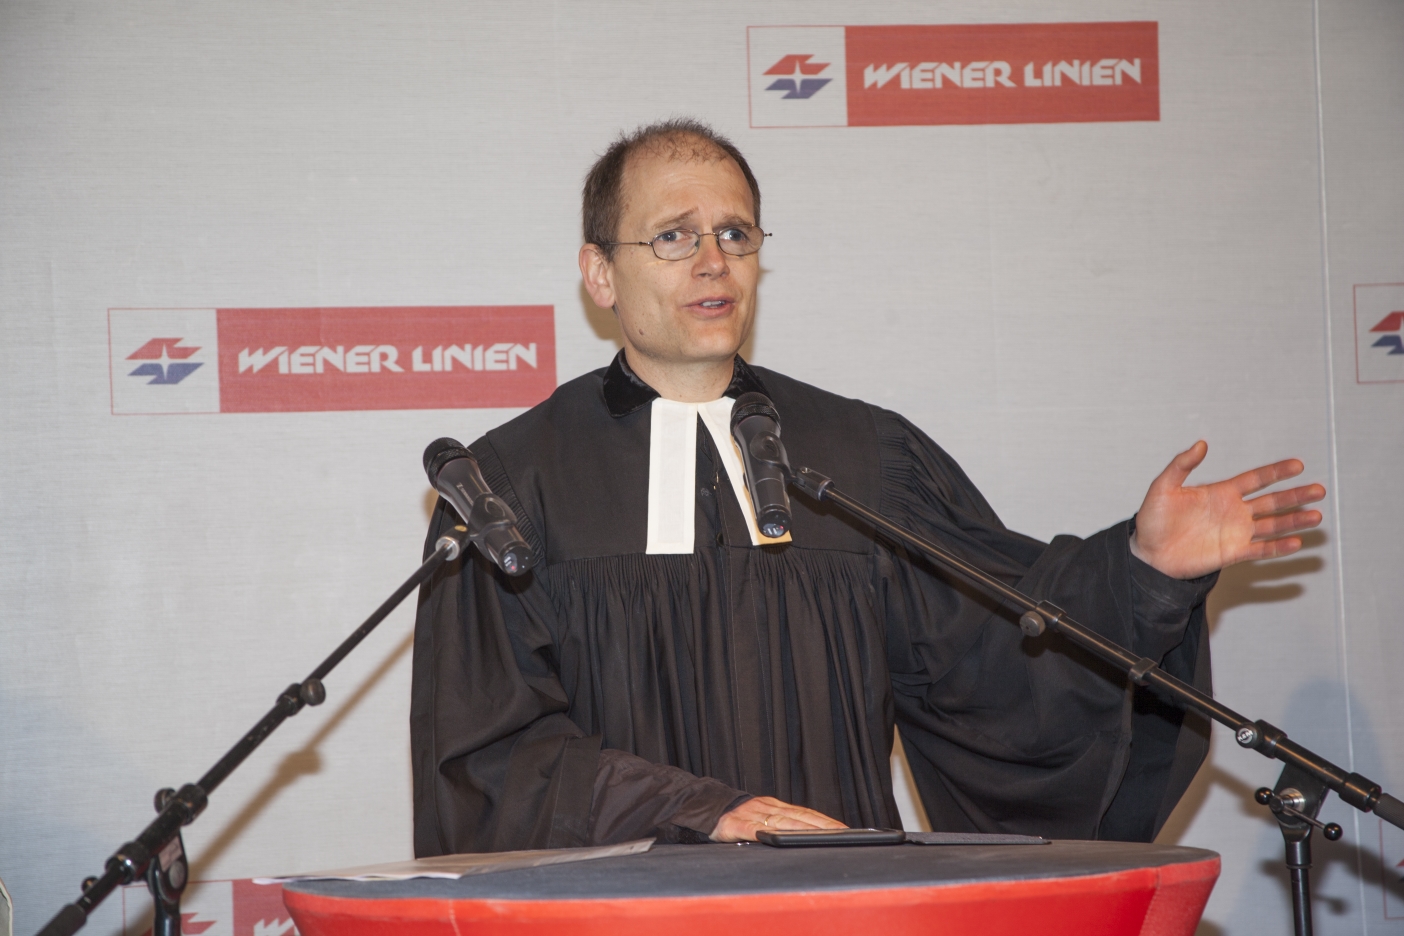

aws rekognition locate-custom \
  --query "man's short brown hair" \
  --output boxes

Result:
[582,118,762,261]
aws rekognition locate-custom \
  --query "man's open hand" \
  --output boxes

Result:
[1130,441,1326,580]
[709,795,847,842]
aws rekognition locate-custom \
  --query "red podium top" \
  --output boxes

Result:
[282,840,1219,936]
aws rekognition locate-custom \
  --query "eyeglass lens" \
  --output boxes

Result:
[652,226,764,260]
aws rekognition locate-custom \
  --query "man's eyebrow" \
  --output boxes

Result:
[650,211,698,231]
[649,211,755,232]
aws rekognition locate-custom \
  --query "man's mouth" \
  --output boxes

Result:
[690,297,735,314]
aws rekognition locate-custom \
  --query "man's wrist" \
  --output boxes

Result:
[1127,517,1218,609]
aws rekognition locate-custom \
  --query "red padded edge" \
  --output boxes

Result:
[284,859,1221,936]
[1140,856,1221,936]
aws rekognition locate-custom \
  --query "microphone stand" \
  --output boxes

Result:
[34,525,472,936]
[791,465,1404,936]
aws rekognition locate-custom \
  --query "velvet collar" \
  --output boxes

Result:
[601,350,770,418]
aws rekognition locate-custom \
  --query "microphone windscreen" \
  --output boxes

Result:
[423,437,470,484]
[731,391,778,429]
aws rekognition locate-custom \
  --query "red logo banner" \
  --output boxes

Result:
[216,306,556,413]
[846,22,1159,126]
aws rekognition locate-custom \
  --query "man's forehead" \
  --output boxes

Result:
[632,130,731,164]
[619,141,752,224]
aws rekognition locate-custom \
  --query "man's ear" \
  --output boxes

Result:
[579,243,617,311]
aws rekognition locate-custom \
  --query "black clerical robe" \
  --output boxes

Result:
[411,354,1215,856]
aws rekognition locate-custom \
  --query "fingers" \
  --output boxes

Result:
[1230,458,1305,497]
[1238,536,1305,562]
[748,796,846,830]
[1245,480,1325,543]
[1252,509,1322,541]
[798,810,847,829]
[1152,440,1208,493]
[710,796,847,842]
[756,810,843,831]
[1246,484,1326,517]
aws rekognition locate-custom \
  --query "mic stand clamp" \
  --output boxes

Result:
[145,790,189,936]
[1255,768,1343,936]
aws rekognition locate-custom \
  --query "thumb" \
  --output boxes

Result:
[1153,440,1208,493]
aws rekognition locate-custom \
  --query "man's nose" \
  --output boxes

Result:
[692,233,730,275]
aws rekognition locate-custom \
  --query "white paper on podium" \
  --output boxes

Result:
[254,838,655,883]
[904,832,1048,846]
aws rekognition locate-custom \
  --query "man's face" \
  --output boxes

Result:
[584,146,759,373]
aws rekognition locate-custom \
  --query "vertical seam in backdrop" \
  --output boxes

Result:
[1310,0,1365,925]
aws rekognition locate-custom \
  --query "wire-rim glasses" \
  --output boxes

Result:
[605,224,770,261]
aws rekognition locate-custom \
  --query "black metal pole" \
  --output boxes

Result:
[1287,836,1313,936]
[34,527,468,936]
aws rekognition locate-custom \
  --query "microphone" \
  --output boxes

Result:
[730,392,794,539]
[423,438,535,575]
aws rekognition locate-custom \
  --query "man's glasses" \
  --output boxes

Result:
[605,224,770,261]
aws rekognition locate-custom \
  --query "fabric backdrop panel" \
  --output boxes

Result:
[1,2,1400,934]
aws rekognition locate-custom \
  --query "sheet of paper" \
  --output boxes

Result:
[254,837,655,883]
[904,832,1048,845]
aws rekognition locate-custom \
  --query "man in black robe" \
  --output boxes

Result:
[411,118,1325,855]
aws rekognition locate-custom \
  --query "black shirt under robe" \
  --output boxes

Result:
[410,354,1216,856]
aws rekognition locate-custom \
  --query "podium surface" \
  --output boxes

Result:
[283,840,1220,936]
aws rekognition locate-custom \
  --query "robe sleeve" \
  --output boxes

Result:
[872,408,1215,841]
[411,452,748,856]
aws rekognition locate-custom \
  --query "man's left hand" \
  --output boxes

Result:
[710,795,847,843]
[1130,440,1326,580]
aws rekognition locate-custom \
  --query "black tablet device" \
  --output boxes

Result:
[755,828,907,847]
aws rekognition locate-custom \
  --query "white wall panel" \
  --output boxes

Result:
[1,2,1400,933]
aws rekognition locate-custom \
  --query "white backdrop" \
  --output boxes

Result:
[2,2,1402,934]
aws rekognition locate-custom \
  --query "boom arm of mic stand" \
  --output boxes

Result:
[790,466,1404,831]
[34,526,471,936]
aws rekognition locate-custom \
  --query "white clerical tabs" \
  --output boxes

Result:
[646,398,701,554]
[646,398,792,554]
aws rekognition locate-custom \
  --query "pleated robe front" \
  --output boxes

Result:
[410,359,1214,856]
